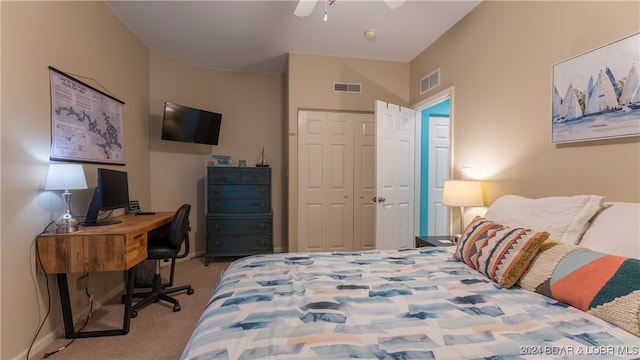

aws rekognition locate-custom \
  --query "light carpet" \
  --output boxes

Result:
[32,256,234,360]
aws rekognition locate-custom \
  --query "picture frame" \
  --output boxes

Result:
[128,200,141,214]
[49,67,126,164]
[552,32,640,144]
[211,155,231,167]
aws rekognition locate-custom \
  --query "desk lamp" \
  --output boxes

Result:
[442,180,483,240]
[45,164,88,233]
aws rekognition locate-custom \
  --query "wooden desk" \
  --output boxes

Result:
[37,212,174,338]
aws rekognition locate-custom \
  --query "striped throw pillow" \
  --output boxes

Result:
[453,216,549,288]
[519,241,640,337]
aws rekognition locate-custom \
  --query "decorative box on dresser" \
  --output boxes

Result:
[205,167,273,265]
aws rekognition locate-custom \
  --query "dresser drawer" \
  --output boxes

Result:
[206,216,272,234]
[206,235,273,255]
[207,236,273,256]
[208,197,270,213]
[207,169,239,183]
[238,169,270,183]
[206,215,273,256]
[208,184,270,199]
[208,168,270,184]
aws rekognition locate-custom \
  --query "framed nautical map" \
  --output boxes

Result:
[552,32,640,143]
[49,67,125,164]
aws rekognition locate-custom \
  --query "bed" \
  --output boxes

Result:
[182,195,640,359]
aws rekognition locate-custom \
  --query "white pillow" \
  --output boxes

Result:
[579,202,640,259]
[484,194,605,244]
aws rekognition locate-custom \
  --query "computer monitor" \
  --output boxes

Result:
[82,168,130,226]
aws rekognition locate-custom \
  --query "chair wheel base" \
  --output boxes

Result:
[173,303,181,312]
[187,288,195,295]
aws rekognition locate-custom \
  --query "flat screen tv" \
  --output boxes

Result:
[82,168,130,226]
[161,102,222,145]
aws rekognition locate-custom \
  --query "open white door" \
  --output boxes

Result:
[375,100,415,249]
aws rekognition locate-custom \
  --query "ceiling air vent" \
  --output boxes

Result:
[333,82,361,93]
[420,68,440,94]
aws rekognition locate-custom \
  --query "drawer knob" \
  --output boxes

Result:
[259,240,266,246]
[220,176,227,181]
[259,203,265,208]
[260,188,266,193]
[252,175,258,180]
[213,224,221,231]
[259,223,266,229]
[214,189,220,194]
[213,242,220,247]
[214,204,219,209]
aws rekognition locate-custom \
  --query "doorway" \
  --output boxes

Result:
[416,89,452,237]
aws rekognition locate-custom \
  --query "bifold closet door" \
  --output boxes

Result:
[298,111,374,252]
[353,114,376,250]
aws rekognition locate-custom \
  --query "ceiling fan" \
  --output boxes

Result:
[294,0,406,18]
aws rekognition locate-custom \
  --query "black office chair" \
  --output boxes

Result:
[128,204,195,318]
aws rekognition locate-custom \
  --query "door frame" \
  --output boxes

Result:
[413,86,455,237]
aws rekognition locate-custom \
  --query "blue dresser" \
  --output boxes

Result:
[205,167,273,265]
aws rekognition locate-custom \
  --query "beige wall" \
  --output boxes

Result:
[287,53,410,251]
[1,2,150,358]
[148,51,286,254]
[411,1,640,203]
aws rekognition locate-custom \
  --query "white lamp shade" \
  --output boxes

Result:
[442,180,483,207]
[45,164,88,191]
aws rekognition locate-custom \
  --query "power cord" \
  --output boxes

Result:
[26,222,95,359]
[26,224,53,360]
[98,209,114,221]
[43,289,94,358]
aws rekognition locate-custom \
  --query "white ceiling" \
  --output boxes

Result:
[107,0,481,74]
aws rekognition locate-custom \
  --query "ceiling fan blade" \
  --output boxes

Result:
[384,0,406,10]
[294,0,318,17]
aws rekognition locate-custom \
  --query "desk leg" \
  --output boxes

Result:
[58,269,135,338]
[57,274,76,339]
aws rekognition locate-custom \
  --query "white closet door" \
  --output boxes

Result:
[353,114,376,250]
[375,101,415,250]
[298,111,354,251]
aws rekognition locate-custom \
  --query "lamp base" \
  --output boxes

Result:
[459,206,466,236]
[55,211,80,233]
[55,191,80,233]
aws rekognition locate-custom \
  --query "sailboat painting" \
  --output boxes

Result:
[552,32,640,143]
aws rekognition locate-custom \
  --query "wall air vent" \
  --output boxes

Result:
[333,82,361,93]
[420,68,440,94]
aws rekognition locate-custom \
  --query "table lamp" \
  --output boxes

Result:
[442,180,483,238]
[45,164,88,233]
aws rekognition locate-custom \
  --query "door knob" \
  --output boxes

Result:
[377,197,386,203]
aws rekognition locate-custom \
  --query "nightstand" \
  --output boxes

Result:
[415,235,456,247]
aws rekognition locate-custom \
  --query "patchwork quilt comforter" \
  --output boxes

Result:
[181,248,640,360]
